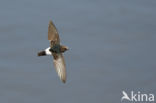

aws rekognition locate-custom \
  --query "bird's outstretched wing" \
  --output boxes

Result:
[48,20,60,47]
[52,53,66,83]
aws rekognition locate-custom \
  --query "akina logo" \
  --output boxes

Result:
[121,91,154,102]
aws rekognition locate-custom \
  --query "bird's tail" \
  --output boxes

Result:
[38,51,46,56]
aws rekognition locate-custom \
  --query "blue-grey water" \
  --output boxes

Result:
[0,0,156,103]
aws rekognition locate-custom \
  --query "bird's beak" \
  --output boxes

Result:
[66,47,69,50]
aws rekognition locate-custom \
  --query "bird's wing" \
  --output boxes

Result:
[52,53,66,83]
[48,20,60,47]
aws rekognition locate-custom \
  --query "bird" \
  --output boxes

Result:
[121,91,131,101]
[37,20,68,83]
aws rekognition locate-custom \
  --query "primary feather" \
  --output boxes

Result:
[48,20,60,47]
[53,53,66,83]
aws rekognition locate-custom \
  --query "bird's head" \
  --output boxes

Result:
[60,45,69,53]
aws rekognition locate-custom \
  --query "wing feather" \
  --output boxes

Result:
[48,20,60,47]
[53,53,66,83]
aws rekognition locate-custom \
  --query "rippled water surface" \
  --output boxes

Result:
[0,0,156,103]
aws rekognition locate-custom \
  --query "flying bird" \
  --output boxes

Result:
[38,20,68,83]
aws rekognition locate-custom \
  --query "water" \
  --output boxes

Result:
[0,0,156,103]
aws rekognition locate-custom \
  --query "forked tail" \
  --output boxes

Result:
[38,51,46,56]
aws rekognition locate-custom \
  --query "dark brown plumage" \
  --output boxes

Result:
[38,20,68,83]
[38,51,46,56]
[48,20,60,47]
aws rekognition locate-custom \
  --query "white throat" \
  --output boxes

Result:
[45,47,52,55]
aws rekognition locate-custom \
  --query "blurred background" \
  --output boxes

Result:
[0,0,156,103]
